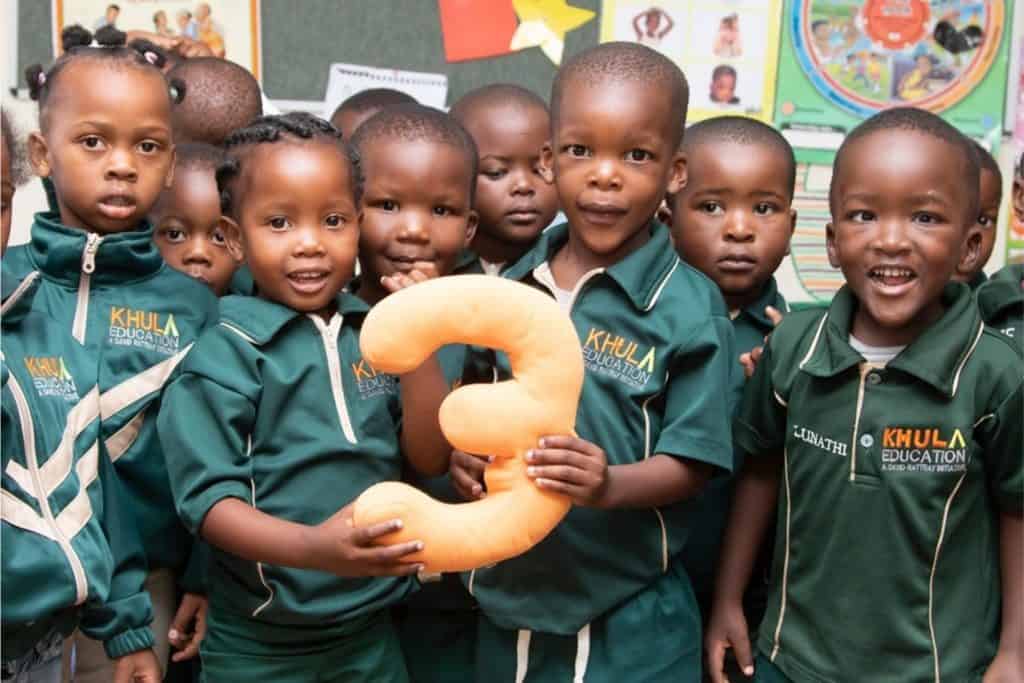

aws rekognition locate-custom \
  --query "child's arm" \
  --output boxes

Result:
[985,512,1024,682]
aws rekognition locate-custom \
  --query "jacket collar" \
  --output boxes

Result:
[217,292,369,345]
[1,271,42,327]
[977,263,1023,325]
[800,282,984,397]
[736,277,786,331]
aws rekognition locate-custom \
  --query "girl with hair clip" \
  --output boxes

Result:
[5,24,220,683]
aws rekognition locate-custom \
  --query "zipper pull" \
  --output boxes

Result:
[82,233,101,274]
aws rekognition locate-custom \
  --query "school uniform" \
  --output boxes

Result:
[157,292,416,682]
[471,222,736,683]
[680,277,787,628]
[1,273,154,678]
[966,269,988,291]
[3,202,218,678]
[976,263,1022,353]
[735,282,1022,682]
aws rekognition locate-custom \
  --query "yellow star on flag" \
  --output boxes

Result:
[510,0,595,65]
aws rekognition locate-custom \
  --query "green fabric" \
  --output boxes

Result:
[3,212,219,574]
[1,274,154,660]
[469,222,735,635]
[735,283,1022,682]
[967,269,988,291]
[976,263,1023,354]
[227,264,257,297]
[394,605,476,683]
[475,562,701,683]
[752,654,793,683]
[158,293,416,629]
[200,608,408,683]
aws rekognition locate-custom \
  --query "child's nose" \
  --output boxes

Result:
[725,212,754,241]
[510,169,536,196]
[105,147,137,182]
[588,159,622,191]
[182,237,213,265]
[397,212,430,242]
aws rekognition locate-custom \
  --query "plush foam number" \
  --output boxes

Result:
[352,274,583,573]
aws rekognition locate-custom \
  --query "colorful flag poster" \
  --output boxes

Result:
[774,0,1013,140]
[599,0,784,123]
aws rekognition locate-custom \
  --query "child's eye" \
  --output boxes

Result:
[325,214,344,228]
[977,215,994,228]
[433,206,454,217]
[565,144,590,158]
[754,202,777,215]
[626,149,653,162]
[481,169,506,180]
[848,210,875,223]
[80,136,104,150]
[913,212,943,225]
[138,140,161,154]
[700,201,724,215]
[379,200,398,212]
[161,228,186,243]
[210,229,227,246]
[269,217,290,230]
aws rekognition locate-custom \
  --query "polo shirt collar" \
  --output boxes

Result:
[977,263,1023,324]
[218,291,369,345]
[800,282,983,397]
[737,276,786,330]
[1,270,42,328]
[454,248,479,272]
[505,220,680,311]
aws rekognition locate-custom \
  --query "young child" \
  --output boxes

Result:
[5,27,220,682]
[711,65,740,105]
[156,112,453,682]
[668,116,795,656]
[167,56,263,145]
[349,104,481,683]
[976,153,1023,352]
[452,43,736,682]
[329,88,417,140]
[706,108,1023,683]
[450,84,559,275]
[953,141,1002,288]
[149,142,242,296]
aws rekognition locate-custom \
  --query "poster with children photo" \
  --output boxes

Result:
[53,0,262,79]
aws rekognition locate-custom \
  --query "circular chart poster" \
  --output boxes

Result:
[777,0,1010,136]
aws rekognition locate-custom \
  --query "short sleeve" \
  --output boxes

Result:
[653,315,735,472]
[732,339,788,460]
[977,378,1023,513]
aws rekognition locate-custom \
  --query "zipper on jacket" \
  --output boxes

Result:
[7,370,89,603]
[309,314,357,444]
[71,234,102,344]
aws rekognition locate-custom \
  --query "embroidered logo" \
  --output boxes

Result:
[791,424,848,457]
[350,358,397,399]
[108,307,180,355]
[24,356,80,402]
[582,327,656,388]
[880,426,968,473]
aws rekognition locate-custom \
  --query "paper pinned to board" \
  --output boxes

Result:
[323,63,449,118]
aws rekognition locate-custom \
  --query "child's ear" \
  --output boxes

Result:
[218,215,245,264]
[164,145,177,189]
[666,150,687,195]
[786,208,798,256]
[956,226,982,277]
[825,222,840,269]
[27,132,51,177]
[539,141,555,184]
[464,209,479,246]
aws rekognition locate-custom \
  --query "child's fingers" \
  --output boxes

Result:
[362,539,424,563]
[732,630,755,678]
[531,477,591,501]
[170,636,200,663]
[527,448,600,472]
[706,640,730,683]
[451,466,486,500]
[765,305,784,327]
[535,435,602,458]
[351,518,404,544]
[526,463,594,486]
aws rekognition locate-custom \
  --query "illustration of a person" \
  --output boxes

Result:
[811,19,835,60]
[177,10,199,40]
[93,3,119,30]
[898,53,934,101]
[845,52,871,90]
[196,3,226,58]
[710,64,740,105]
[632,7,674,45]
[152,10,175,37]
[865,53,884,94]
[712,14,742,58]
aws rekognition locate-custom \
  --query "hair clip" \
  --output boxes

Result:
[143,50,160,65]
[37,71,47,86]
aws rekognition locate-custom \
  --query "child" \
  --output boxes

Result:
[452,42,736,682]
[167,56,263,145]
[157,112,452,682]
[329,88,417,140]
[450,84,559,275]
[977,154,1023,352]
[711,65,740,105]
[706,108,1023,683]
[5,27,219,681]
[150,142,242,296]
[349,104,481,683]
[668,116,795,657]
[953,141,1003,288]
[1,111,160,683]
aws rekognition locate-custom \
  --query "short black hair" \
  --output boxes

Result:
[216,113,356,216]
[330,88,416,123]
[25,25,178,130]
[682,116,796,197]
[831,107,980,223]
[972,140,1002,187]
[350,103,478,203]
[168,57,263,145]
[551,42,689,149]
[450,84,548,123]
[712,64,737,81]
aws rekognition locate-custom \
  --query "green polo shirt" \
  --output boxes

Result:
[157,292,416,640]
[735,282,1023,682]
[468,221,736,635]
[966,269,988,291]
[977,263,1022,354]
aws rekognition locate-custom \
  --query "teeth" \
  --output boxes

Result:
[291,272,325,281]
[872,267,913,279]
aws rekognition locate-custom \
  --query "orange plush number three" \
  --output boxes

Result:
[352,275,584,573]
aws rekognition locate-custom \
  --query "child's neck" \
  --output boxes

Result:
[723,282,769,313]
[550,223,650,291]
[356,276,388,307]
[471,230,530,267]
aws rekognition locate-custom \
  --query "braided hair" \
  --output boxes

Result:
[25,24,184,129]
[215,112,359,217]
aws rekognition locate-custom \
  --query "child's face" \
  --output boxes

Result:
[358,138,477,293]
[232,142,359,318]
[544,79,685,260]
[711,75,736,103]
[2,135,13,255]
[1013,171,1023,225]
[28,60,175,234]
[670,141,795,310]
[827,130,975,346]
[461,103,558,252]
[953,166,1001,283]
[151,165,242,295]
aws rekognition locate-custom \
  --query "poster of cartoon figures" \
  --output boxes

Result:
[53,0,261,79]
[775,0,1012,138]
[599,1,784,122]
